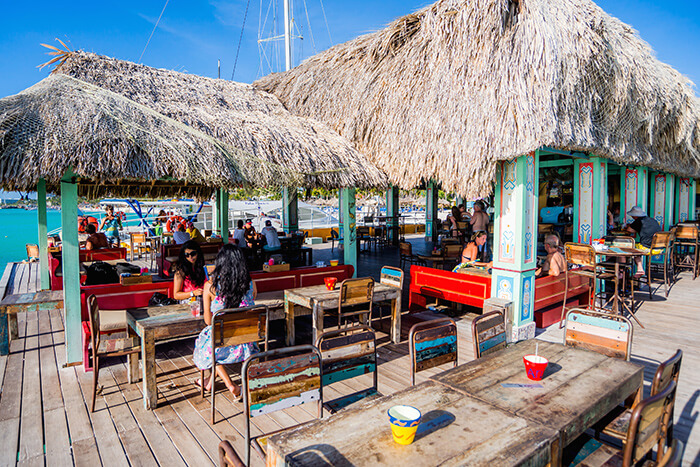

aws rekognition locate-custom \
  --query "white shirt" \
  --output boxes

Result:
[262,226,281,248]
[233,228,246,246]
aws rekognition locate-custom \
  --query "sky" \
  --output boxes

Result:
[0,0,698,100]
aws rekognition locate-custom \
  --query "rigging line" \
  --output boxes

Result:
[302,0,317,55]
[231,0,252,80]
[138,0,170,64]
[318,0,332,44]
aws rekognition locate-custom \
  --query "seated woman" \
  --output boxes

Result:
[458,231,492,268]
[447,206,462,238]
[173,240,206,302]
[536,234,566,277]
[193,244,257,397]
[84,223,109,250]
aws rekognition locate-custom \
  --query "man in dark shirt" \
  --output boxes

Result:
[624,206,661,275]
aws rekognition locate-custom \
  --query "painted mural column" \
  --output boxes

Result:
[282,187,299,234]
[676,178,697,223]
[217,188,229,242]
[650,172,675,229]
[490,151,539,342]
[341,187,357,276]
[620,166,649,225]
[61,170,81,364]
[386,185,400,245]
[574,156,608,243]
[37,178,50,290]
[425,181,438,243]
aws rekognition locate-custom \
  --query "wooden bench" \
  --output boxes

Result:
[158,241,224,277]
[533,273,590,328]
[49,247,128,290]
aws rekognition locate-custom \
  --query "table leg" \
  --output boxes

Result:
[613,263,620,314]
[0,306,8,356]
[141,330,157,410]
[285,298,295,346]
[390,297,401,344]
[311,302,322,345]
[127,326,139,384]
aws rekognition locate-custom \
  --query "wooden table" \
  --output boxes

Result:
[284,283,402,345]
[595,246,647,326]
[267,380,558,466]
[0,290,64,355]
[416,254,451,270]
[431,340,643,459]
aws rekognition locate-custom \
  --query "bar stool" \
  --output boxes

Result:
[674,224,698,279]
[636,232,675,298]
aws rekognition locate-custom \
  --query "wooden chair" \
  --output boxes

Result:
[376,266,404,328]
[471,311,506,359]
[601,236,637,301]
[674,224,698,279]
[356,226,374,253]
[25,243,39,260]
[599,349,682,452]
[129,231,149,261]
[241,345,322,466]
[316,325,381,413]
[564,308,633,360]
[218,440,245,467]
[442,243,463,270]
[565,380,677,467]
[327,228,341,252]
[399,241,426,269]
[560,243,615,327]
[635,232,675,298]
[409,317,458,385]
[86,294,140,412]
[327,277,374,329]
[206,305,269,424]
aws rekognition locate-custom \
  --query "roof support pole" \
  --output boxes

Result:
[341,187,357,277]
[573,156,608,244]
[425,181,438,243]
[61,170,81,364]
[282,187,298,234]
[675,177,696,223]
[620,166,649,225]
[386,185,400,246]
[37,178,50,290]
[218,188,229,242]
[490,151,539,342]
[211,190,219,234]
[650,172,675,230]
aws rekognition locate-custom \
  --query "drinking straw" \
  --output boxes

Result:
[535,342,539,357]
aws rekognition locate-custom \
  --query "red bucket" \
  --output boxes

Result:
[523,355,548,381]
[324,276,338,291]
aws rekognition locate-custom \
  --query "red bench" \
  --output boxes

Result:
[80,280,174,371]
[49,248,128,290]
[251,264,355,293]
[533,273,590,328]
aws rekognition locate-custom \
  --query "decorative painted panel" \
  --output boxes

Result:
[524,153,536,263]
[521,275,534,322]
[578,162,594,244]
[624,168,638,224]
[679,178,691,222]
[653,174,666,229]
[498,160,517,263]
[496,275,514,302]
[598,161,607,237]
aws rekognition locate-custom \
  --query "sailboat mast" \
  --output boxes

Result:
[283,0,292,71]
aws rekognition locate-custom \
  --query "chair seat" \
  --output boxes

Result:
[324,388,381,413]
[97,336,140,355]
[565,434,623,466]
[600,407,632,440]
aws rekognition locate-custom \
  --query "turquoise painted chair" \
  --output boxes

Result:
[409,317,458,385]
[471,311,506,359]
[564,308,632,360]
[316,325,381,413]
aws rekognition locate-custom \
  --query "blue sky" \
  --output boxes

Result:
[0,0,698,99]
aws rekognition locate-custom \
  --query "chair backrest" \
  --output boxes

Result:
[131,232,147,243]
[380,266,404,290]
[564,308,633,360]
[26,243,39,259]
[86,294,101,355]
[357,226,370,236]
[330,228,339,240]
[409,317,458,385]
[443,244,463,259]
[656,438,683,467]
[399,242,413,257]
[456,221,468,230]
[675,224,698,241]
[212,305,269,352]
[624,380,677,466]
[650,232,673,250]
[651,349,683,396]
[316,325,377,389]
[472,311,507,359]
[565,243,597,268]
[203,264,215,280]
[242,345,322,465]
[611,236,635,248]
[339,277,374,309]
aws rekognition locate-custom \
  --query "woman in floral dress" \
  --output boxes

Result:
[193,244,257,398]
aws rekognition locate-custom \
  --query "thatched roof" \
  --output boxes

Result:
[255,0,700,198]
[0,51,387,198]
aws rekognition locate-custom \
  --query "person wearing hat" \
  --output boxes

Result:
[261,220,282,251]
[624,206,661,276]
[186,221,206,243]
[243,219,261,248]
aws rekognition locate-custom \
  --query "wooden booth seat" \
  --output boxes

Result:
[533,273,590,328]
[49,247,128,290]
[158,241,224,277]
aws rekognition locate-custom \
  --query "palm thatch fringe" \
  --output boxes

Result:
[255,0,700,199]
[0,51,387,197]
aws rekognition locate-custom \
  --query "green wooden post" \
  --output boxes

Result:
[650,172,675,230]
[282,187,299,234]
[218,188,229,241]
[573,156,608,243]
[61,171,81,364]
[620,166,649,225]
[37,178,50,290]
[425,181,438,243]
[386,185,400,245]
[676,177,696,223]
[341,188,357,276]
[491,151,539,342]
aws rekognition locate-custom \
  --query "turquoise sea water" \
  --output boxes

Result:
[0,209,63,267]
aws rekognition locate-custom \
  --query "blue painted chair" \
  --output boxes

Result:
[315,325,381,413]
[471,311,506,359]
[409,317,458,385]
[376,266,404,328]
[564,308,632,360]
[241,345,322,466]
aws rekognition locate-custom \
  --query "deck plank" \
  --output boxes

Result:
[18,310,44,462]
[0,263,14,300]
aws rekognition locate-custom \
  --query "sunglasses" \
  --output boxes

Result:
[184,251,198,258]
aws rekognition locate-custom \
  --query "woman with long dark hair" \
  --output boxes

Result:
[173,240,206,301]
[192,244,257,397]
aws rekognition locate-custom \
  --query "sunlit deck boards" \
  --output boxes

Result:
[0,262,42,299]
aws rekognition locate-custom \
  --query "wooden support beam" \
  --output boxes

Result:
[37,179,50,290]
[61,170,81,364]
[341,188,357,276]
